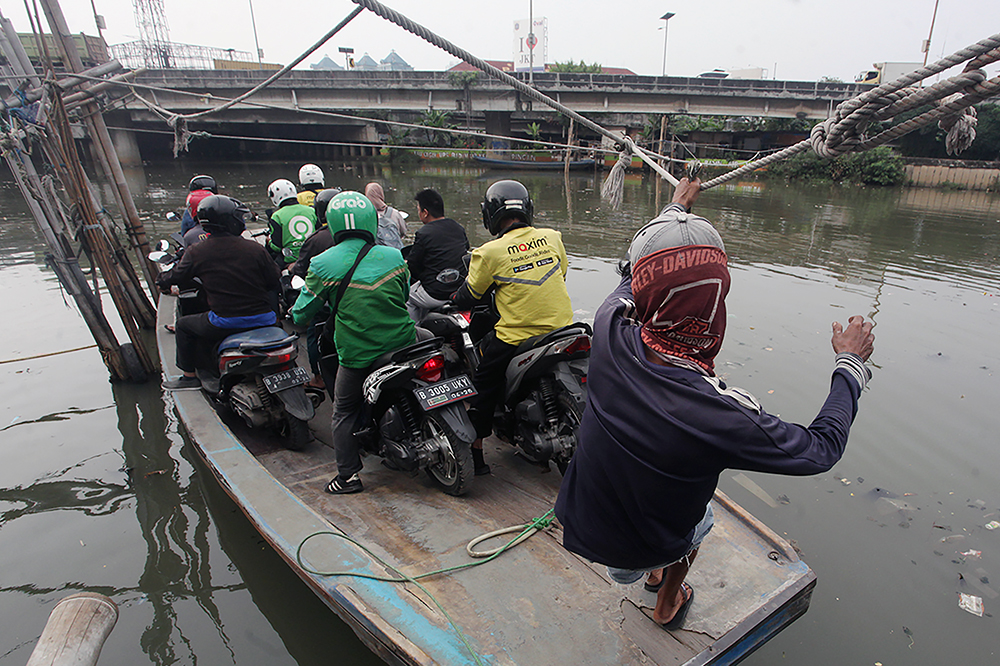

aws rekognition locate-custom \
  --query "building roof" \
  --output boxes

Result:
[355,53,380,70]
[311,55,344,70]
[380,50,413,71]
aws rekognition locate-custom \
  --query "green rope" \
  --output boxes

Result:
[295,508,556,666]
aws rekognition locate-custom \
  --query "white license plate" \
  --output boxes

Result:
[413,374,477,411]
[262,366,309,393]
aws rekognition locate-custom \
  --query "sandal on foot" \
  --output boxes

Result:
[325,473,363,494]
[660,582,694,631]
[643,570,665,592]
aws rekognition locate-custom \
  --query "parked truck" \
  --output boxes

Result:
[855,62,922,85]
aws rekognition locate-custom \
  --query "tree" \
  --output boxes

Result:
[550,60,602,74]
[418,110,457,147]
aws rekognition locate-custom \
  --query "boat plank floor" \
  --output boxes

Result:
[156,297,815,665]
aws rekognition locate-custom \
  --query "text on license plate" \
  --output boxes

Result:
[263,366,309,393]
[413,375,478,410]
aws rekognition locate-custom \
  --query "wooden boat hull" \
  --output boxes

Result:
[156,295,815,665]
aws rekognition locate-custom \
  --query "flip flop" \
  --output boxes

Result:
[643,570,665,592]
[660,582,694,631]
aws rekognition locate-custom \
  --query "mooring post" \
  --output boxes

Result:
[26,593,118,666]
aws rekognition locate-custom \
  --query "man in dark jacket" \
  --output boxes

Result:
[157,196,281,391]
[555,178,875,631]
[406,188,469,323]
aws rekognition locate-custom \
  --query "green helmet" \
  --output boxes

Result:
[326,191,377,244]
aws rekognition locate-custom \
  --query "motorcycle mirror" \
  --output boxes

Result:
[290,275,306,290]
[283,247,295,258]
[148,250,172,264]
[165,212,178,222]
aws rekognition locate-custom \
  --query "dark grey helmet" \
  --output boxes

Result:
[197,195,247,236]
[188,174,217,193]
[481,180,533,235]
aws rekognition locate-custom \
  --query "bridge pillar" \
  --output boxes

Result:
[109,123,142,167]
[485,111,511,152]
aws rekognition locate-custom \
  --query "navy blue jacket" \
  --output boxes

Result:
[555,273,863,570]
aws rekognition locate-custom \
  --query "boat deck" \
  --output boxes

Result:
[157,295,814,665]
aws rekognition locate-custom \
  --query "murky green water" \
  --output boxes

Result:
[2,160,999,665]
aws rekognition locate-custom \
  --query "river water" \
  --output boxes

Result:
[2,160,998,665]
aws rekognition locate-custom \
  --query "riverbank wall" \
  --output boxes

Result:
[904,158,1000,191]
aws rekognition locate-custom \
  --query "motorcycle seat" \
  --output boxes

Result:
[371,336,444,369]
[513,322,593,354]
[218,326,296,352]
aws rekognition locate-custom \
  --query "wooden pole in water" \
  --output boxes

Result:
[37,0,159,302]
[26,593,118,666]
[654,114,667,211]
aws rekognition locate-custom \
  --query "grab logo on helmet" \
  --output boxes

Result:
[288,215,315,240]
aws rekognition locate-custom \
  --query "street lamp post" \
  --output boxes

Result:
[660,12,675,77]
[248,0,262,64]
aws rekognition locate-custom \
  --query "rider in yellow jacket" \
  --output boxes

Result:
[452,180,573,474]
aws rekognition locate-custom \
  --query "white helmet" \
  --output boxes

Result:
[267,179,298,207]
[298,164,325,188]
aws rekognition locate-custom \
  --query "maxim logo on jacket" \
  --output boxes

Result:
[507,236,548,254]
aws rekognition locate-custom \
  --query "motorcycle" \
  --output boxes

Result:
[418,304,479,376]
[469,304,592,474]
[150,242,323,451]
[354,335,478,496]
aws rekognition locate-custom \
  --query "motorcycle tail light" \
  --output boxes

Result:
[416,354,444,382]
[460,311,472,322]
[260,349,295,366]
[564,336,591,355]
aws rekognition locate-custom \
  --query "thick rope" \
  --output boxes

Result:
[133,7,362,154]
[349,0,680,189]
[352,0,999,203]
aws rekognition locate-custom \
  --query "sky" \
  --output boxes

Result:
[4,0,999,82]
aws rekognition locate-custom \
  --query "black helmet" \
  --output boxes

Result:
[312,187,343,228]
[482,180,533,235]
[197,195,248,236]
[189,174,217,193]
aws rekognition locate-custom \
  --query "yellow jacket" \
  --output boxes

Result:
[466,225,573,345]
[297,190,316,207]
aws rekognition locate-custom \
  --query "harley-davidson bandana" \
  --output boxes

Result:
[631,245,730,375]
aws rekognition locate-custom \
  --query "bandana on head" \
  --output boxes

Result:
[632,245,731,375]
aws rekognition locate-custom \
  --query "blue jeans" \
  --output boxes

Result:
[606,503,715,585]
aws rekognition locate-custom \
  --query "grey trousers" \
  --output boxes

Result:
[406,281,450,324]
[331,363,372,478]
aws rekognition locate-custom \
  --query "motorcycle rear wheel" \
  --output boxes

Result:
[423,413,474,496]
[555,392,583,475]
[285,416,310,452]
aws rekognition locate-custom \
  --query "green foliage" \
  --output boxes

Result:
[525,122,542,142]
[418,110,457,146]
[768,146,905,186]
[448,71,479,88]
[550,60,603,74]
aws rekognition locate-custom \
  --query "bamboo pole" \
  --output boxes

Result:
[38,0,159,301]
[25,593,118,666]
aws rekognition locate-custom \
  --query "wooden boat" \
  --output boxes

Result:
[474,155,596,170]
[156,295,815,665]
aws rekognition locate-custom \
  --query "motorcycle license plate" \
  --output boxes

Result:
[413,374,477,411]
[262,366,309,393]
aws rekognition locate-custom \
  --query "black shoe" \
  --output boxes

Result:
[472,448,491,476]
[163,375,201,391]
[325,473,363,494]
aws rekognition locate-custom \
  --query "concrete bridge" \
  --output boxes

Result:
[108,69,871,161]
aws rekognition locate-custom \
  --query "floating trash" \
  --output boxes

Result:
[961,550,983,559]
[985,521,1000,530]
[959,593,984,617]
[841,478,852,486]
